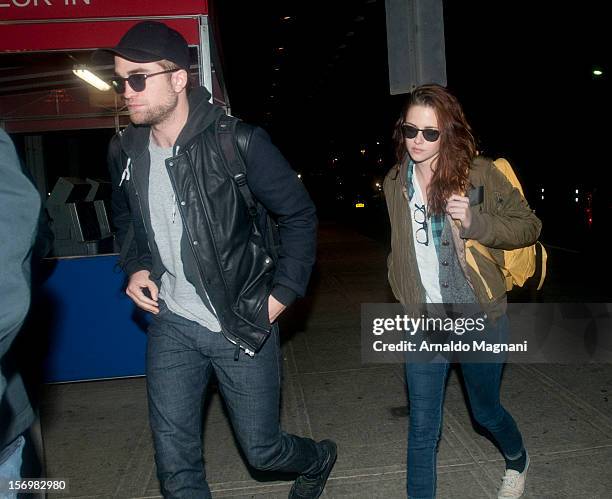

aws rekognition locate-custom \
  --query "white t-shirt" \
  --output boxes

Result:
[148,140,221,331]
[409,174,442,303]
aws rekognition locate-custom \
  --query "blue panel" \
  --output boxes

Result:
[38,255,148,382]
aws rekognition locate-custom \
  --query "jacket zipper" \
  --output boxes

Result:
[165,152,255,357]
[183,148,230,293]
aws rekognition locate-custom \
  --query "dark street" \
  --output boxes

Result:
[38,220,612,498]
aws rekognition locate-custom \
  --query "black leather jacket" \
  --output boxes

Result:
[108,87,317,353]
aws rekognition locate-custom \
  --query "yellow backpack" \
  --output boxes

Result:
[465,158,547,299]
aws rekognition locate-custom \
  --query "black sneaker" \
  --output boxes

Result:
[288,440,337,499]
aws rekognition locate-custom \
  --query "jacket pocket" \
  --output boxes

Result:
[232,237,275,332]
[232,272,273,332]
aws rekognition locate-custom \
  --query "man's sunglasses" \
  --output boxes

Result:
[401,124,441,142]
[110,69,180,94]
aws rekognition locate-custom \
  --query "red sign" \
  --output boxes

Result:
[0,18,200,51]
[0,0,207,22]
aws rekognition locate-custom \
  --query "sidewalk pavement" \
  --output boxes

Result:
[40,222,612,498]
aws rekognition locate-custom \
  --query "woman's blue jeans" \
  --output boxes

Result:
[405,315,524,498]
[146,302,322,499]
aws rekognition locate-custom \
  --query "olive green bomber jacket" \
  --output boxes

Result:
[383,156,542,318]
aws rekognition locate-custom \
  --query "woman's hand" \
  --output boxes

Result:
[446,194,472,229]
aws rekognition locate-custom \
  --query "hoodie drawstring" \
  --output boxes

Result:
[171,145,180,223]
[119,157,131,186]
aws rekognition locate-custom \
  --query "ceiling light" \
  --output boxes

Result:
[72,66,111,91]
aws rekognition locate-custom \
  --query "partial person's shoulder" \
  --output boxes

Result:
[385,162,409,190]
[383,164,406,200]
[231,119,269,158]
[238,123,294,179]
[0,128,12,145]
[0,131,21,180]
[0,129,18,160]
[109,126,135,153]
[108,132,121,151]
[384,164,402,182]
[470,155,516,192]
[225,115,264,137]
[107,132,125,167]
[243,123,271,145]
[470,154,494,173]
[469,155,496,184]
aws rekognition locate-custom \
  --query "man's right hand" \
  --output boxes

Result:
[126,270,160,314]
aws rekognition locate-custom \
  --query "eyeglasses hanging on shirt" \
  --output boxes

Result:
[413,203,429,246]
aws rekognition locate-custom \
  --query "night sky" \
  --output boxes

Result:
[214,0,609,245]
[12,1,608,251]
[217,0,608,165]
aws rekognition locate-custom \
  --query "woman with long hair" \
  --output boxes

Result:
[383,84,541,498]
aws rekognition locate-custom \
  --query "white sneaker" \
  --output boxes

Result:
[497,451,530,498]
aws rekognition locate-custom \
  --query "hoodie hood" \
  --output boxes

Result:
[118,86,225,158]
[175,86,225,148]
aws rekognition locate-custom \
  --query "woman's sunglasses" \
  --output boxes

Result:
[110,69,180,94]
[401,124,440,142]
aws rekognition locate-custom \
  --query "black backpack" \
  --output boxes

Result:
[217,114,280,260]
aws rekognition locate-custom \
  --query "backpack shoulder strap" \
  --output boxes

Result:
[217,114,257,218]
[216,115,280,260]
[235,121,256,161]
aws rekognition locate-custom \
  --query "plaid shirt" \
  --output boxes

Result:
[406,160,445,255]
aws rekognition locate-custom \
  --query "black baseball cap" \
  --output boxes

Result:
[93,21,190,69]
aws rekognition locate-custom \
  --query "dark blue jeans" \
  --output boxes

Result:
[405,315,524,499]
[146,303,322,498]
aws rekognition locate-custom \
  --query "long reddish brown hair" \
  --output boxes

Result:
[392,84,476,216]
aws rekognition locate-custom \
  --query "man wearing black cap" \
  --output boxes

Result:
[98,21,336,499]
